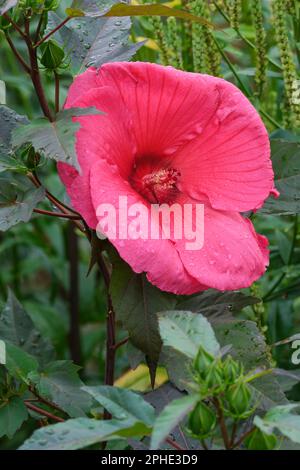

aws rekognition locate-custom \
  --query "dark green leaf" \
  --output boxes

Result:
[176,290,259,322]
[5,342,39,382]
[28,361,92,417]
[12,108,102,171]
[0,174,45,231]
[47,13,142,74]
[0,105,28,159]
[0,290,55,365]
[261,140,300,215]
[0,396,28,439]
[110,259,176,380]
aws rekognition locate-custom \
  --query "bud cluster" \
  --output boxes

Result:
[187,346,278,449]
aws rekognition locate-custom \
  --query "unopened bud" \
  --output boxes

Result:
[40,40,64,70]
[244,428,277,450]
[188,401,216,437]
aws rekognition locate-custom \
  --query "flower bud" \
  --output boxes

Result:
[223,355,241,383]
[226,381,252,416]
[244,428,277,450]
[188,401,216,437]
[194,346,214,377]
[205,362,224,390]
[40,40,64,70]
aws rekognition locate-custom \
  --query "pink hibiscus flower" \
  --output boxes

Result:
[58,62,276,295]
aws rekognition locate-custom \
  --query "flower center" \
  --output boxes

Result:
[130,160,181,204]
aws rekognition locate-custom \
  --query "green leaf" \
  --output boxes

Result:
[5,342,39,382]
[150,394,199,450]
[83,385,155,430]
[254,405,300,444]
[176,290,259,322]
[0,290,55,365]
[0,0,18,15]
[47,13,142,74]
[110,259,176,383]
[158,310,220,360]
[0,173,45,231]
[0,396,28,439]
[19,417,138,450]
[28,361,92,417]
[0,105,28,160]
[12,107,102,171]
[261,140,300,215]
[67,2,212,28]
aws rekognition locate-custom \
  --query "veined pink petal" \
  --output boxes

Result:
[174,195,269,291]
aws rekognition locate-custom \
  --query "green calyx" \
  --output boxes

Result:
[188,401,217,437]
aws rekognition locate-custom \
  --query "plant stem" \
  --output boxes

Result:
[35,13,45,43]
[4,32,31,73]
[28,385,66,414]
[25,402,64,422]
[232,426,255,449]
[113,337,129,350]
[34,17,71,48]
[54,71,60,113]
[2,12,27,38]
[24,16,54,121]
[67,222,82,365]
[165,437,185,451]
[213,397,230,449]
[33,208,81,219]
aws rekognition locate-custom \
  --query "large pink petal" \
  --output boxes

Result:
[89,159,206,294]
[96,62,220,159]
[58,85,135,227]
[171,76,274,212]
[174,195,269,291]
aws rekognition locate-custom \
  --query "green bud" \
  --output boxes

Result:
[40,40,64,70]
[188,401,216,437]
[194,346,214,377]
[244,428,277,450]
[223,356,241,383]
[205,362,224,390]
[226,382,252,416]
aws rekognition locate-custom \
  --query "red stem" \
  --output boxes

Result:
[33,208,81,219]
[165,437,185,451]
[25,402,64,422]
[34,17,71,48]
[4,32,31,73]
